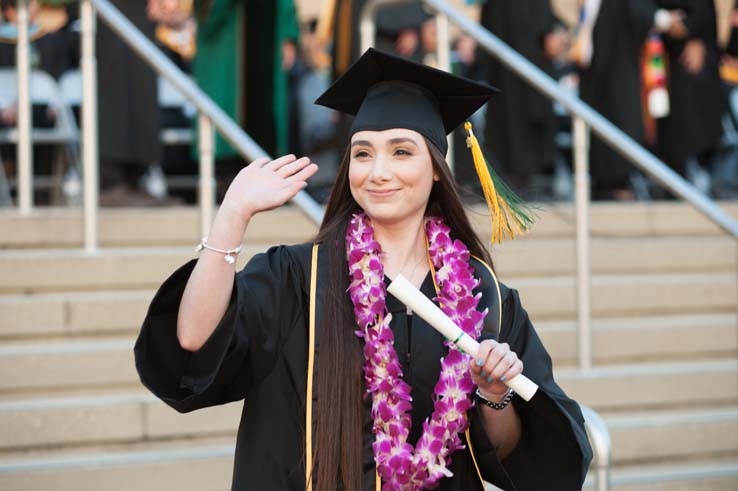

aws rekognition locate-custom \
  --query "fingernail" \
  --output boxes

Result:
[487,376,494,384]
[476,359,484,366]
[500,375,507,382]
[480,371,487,378]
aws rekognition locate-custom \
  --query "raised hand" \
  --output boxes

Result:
[221,154,319,226]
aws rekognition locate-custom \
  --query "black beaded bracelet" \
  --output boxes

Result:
[475,387,515,410]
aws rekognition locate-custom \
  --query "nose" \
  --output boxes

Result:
[368,153,392,182]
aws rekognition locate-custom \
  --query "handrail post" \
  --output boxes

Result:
[198,114,215,238]
[81,0,99,252]
[574,117,592,371]
[580,405,611,491]
[16,0,33,212]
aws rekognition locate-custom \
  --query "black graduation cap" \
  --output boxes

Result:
[314,47,497,155]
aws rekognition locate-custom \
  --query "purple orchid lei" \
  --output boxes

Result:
[346,212,488,490]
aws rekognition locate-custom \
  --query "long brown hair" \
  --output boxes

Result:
[311,137,492,491]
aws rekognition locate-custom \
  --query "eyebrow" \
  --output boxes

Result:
[350,137,420,148]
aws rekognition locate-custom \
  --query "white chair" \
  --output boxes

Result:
[0,68,81,205]
[58,68,82,108]
[158,75,195,145]
[156,75,196,195]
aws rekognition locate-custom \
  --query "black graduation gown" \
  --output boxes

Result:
[331,0,430,79]
[0,28,78,80]
[135,242,592,490]
[656,0,725,173]
[578,0,657,195]
[479,0,558,180]
[96,0,161,165]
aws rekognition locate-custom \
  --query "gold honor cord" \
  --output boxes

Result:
[306,244,319,491]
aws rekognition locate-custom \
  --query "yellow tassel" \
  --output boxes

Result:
[464,121,528,244]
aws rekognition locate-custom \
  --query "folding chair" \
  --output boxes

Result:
[158,75,195,146]
[57,69,83,202]
[0,68,81,205]
[157,75,197,194]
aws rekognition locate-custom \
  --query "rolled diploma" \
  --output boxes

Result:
[387,274,538,402]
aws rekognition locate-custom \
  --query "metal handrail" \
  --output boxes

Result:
[422,0,738,239]
[581,405,612,491]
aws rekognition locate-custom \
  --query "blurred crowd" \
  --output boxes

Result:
[1,0,738,206]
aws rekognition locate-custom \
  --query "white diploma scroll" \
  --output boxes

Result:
[387,274,538,402]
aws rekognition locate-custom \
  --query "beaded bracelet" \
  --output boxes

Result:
[196,237,242,264]
[475,387,515,410]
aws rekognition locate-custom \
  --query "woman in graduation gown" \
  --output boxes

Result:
[135,49,592,491]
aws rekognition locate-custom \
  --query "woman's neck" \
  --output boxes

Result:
[372,214,428,286]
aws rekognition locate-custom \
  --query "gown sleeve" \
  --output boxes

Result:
[134,245,307,413]
[467,286,593,491]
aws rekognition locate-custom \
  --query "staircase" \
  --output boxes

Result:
[0,202,736,491]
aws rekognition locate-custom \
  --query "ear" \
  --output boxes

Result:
[433,172,440,182]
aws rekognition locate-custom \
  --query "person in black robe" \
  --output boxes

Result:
[135,48,592,490]
[478,0,566,195]
[96,0,162,205]
[726,0,738,58]
[330,0,431,79]
[578,0,662,200]
[655,0,726,190]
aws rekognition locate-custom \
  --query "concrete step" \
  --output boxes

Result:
[0,437,235,491]
[0,206,317,249]
[0,355,738,449]
[0,290,154,338]
[493,236,736,277]
[2,202,737,249]
[0,235,735,293]
[0,391,240,450]
[514,272,736,318]
[600,457,738,491]
[517,201,738,239]
[1,333,734,406]
[536,313,738,364]
[583,458,738,491]
[604,407,738,465]
[557,360,738,412]
[0,307,738,394]
[2,304,734,370]
[0,407,736,491]
[0,270,735,339]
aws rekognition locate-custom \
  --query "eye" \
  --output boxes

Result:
[394,148,413,156]
[353,150,370,159]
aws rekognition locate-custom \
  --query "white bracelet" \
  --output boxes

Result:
[196,237,242,264]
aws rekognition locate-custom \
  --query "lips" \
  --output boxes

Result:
[367,188,400,197]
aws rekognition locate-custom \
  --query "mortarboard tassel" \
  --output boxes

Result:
[464,121,535,244]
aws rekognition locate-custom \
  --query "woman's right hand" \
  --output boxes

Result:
[220,154,319,227]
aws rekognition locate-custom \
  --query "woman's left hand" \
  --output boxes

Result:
[470,340,524,399]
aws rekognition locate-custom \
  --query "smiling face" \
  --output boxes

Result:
[348,128,438,226]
